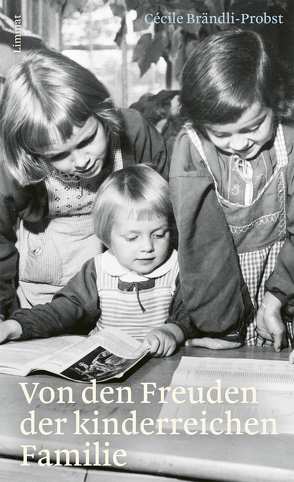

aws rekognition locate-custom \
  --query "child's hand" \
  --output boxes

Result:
[133,324,184,358]
[256,292,287,352]
[0,319,23,344]
[185,338,242,350]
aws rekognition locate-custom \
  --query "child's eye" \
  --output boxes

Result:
[152,232,166,239]
[125,236,138,242]
[45,152,69,162]
[211,132,229,139]
[248,125,260,133]
[78,131,97,149]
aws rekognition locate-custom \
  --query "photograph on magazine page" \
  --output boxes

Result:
[0,1,294,481]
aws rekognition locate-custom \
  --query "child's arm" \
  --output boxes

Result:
[185,338,242,349]
[261,126,294,351]
[9,258,100,340]
[0,319,23,343]
[169,131,253,343]
[167,277,245,350]
[0,162,48,320]
[133,324,185,358]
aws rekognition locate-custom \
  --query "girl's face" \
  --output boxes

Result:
[36,117,108,178]
[205,103,274,160]
[109,213,170,275]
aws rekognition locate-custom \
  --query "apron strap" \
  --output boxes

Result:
[274,123,288,168]
[185,123,221,201]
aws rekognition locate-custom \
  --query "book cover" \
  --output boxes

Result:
[0,1,293,481]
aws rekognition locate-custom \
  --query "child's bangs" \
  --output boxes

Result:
[117,197,170,222]
[207,84,260,126]
[19,101,88,154]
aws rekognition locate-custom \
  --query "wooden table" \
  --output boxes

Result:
[0,346,293,482]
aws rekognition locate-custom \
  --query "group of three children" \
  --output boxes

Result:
[0,29,293,363]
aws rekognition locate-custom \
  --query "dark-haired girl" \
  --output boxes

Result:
[170,29,294,352]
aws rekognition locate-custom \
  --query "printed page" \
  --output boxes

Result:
[158,357,294,434]
[0,335,83,376]
[40,328,145,383]
[172,356,294,390]
[40,327,142,370]
[88,327,142,358]
[0,328,143,379]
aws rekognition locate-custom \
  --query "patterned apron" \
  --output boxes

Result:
[187,124,288,344]
[16,136,123,308]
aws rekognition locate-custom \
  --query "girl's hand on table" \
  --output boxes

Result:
[133,324,185,358]
[185,338,242,350]
[0,319,22,344]
[256,292,287,352]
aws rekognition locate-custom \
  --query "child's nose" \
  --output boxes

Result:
[72,150,90,170]
[230,134,249,151]
[141,237,154,252]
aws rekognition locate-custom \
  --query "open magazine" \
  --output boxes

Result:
[0,328,147,383]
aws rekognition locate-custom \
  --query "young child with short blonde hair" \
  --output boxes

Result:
[0,166,187,357]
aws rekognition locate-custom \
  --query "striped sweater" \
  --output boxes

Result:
[91,250,179,340]
[13,250,197,342]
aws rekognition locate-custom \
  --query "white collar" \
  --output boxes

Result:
[101,249,177,282]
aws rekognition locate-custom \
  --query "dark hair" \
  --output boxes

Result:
[180,29,294,135]
[0,49,122,184]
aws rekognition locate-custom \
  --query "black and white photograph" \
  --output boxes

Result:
[0,0,293,480]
